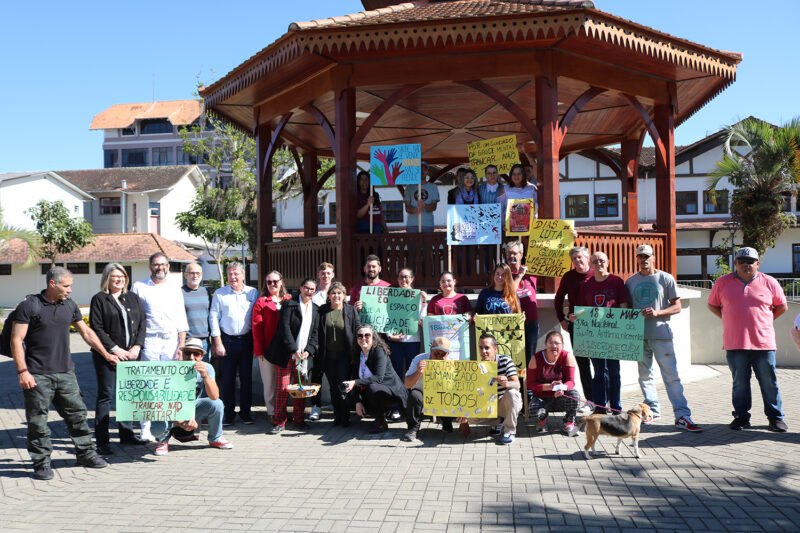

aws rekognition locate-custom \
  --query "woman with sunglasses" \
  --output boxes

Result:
[252,270,292,426]
[269,277,320,433]
[317,281,361,426]
[89,263,146,455]
[476,263,521,315]
[343,325,408,434]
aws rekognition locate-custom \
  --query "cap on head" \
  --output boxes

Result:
[180,338,206,356]
[430,337,451,353]
[735,247,759,261]
[636,244,654,257]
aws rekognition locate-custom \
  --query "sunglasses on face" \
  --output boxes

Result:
[184,350,204,356]
[357,333,372,339]
[266,280,280,285]
[738,259,756,265]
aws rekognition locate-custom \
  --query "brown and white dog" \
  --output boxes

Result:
[579,403,652,459]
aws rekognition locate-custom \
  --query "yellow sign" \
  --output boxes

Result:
[505,198,535,236]
[467,134,518,178]
[423,360,498,418]
[525,219,575,277]
[473,314,526,373]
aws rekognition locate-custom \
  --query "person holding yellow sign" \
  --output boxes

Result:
[497,164,537,218]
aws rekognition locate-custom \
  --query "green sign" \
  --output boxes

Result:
[422,314,471,360]
[116,361,197,422]
[572,306,644,361]
[359,286,421,336]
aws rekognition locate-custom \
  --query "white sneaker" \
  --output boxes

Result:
[308,406,322,421]
[579,403,594,415]
[140,430,156,443]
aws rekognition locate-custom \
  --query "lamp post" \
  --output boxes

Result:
[723,221,737,270]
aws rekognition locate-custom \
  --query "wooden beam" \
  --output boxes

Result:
[334,88,357,289]
[301,104,338,160]
[459,79,542,148]
[536,74,561,293]
[654,103,677,276]
[558,86,606,141]
[620,133,645,232]
[317,165,336,190]
[255,122,273,291]
[623,94,665,164]
[302,152,320,238]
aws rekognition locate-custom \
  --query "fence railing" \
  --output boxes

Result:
[680,278,800,302]
[678,279,715,290]
[264,236,338,288]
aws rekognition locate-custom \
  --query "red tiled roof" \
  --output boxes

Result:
[56,166,201,193]
[1,233,197,265]
[89,100,203,130]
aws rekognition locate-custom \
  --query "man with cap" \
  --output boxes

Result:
[626,244,702,431]
[708,247,788,432]
[401,337,455,441]
[151,338,233,455]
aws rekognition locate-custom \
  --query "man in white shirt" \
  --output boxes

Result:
[210,262,259,426]
[132,252,190,441]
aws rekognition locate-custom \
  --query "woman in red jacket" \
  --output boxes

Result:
[528,330,581,436]
[252,270,291,426]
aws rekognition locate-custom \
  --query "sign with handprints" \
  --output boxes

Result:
[369,143,422,186]
[447,204,502,245]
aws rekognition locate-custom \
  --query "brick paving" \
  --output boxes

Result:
[1,336,799,532]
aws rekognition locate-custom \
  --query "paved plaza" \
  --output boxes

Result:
[1,336,799,532]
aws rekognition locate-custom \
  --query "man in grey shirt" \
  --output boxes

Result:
[626,244,701,432]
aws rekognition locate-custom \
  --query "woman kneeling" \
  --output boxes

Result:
[528,331,580,436]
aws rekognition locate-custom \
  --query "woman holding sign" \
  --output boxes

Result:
[317,282,361,426]
[343,325,407,434]
[356,170,385,234]
[476,263,521,315]
[449,169,480,205]
[497,164,537,217]
[387,268,427,390]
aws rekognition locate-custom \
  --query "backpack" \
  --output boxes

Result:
[0,294,42,357]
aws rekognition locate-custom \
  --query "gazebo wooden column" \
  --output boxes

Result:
[302,151,320,238]
[334,88,357,289]
[654,103,677,275]
[535,74,561,293]
[255,122,274,290]
[620,135,643,232]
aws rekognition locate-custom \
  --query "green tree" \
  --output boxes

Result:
[0,205,40,267]
[26,200,94,266]
[708,117,800,256]
[176,184,247,284]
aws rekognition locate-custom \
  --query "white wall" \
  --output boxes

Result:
[88,192,123,234]
[0,174,87,231]
[158,176,202,245]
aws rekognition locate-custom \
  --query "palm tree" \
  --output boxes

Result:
[0,205,40,267]
[708,117,800,256]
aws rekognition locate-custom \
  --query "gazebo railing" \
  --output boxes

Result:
[263,236,338,288]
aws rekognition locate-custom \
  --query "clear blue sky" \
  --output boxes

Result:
[1,0,797,171]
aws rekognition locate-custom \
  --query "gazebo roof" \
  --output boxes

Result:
[202,0,740,162]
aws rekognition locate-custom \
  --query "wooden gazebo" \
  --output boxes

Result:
[201,0,740,290]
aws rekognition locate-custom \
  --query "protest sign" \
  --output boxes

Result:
[369,143,422,186]
[505,198,535,235]
[447,204,502,245]
[422,314,471,360]
[423,359,498,418]
[525,219,575,277]
[116,361,196,422]
[572,306,644,361]
[473,313,526,373]
[467,134,517,178]
[359,286,421,335]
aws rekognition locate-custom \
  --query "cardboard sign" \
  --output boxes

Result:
[572,306,645,361]
[447,204,502,245]
[369,143,422,186]
[525,219,575,277]
[423,359,498,418]
[422,314,471,361]
[467,134,518,178]
[505,198,535,235]
[473,313,526,373]
[359,286,421,335]
[116,361,196,422]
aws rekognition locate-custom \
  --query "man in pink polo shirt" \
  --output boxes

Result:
[708,247,788,432]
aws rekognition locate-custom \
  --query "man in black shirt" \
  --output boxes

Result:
[11,267,113,480]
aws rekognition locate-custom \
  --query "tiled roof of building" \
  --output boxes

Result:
[1,233,198,265]
[56,166,201,193]
[89,99,203,130]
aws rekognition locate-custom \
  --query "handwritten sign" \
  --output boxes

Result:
[116,361,196,421]
[467,135,518,179]
[359,286,421,335]
[423,360,497,418]
[505,198,535,235]
[369,143,422,186]
[525,219,575,277]
[474,313,526,373]
[447,204,502,245]
[572,306,644,361]
[422,314,471,361]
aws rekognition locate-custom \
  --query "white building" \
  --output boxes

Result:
[0,172,94,231]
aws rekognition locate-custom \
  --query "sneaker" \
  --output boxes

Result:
[536,419,546,432]
[209,438,233,449]
[33,465,54,481]
[240,413,254,425]
[441,418,454,433]
[154,442,169,456]
[768,419,788,433]
[308,406,322,421]
[270,424,285,435]
[579,402,594,415]
[564,422,579,437]
[139,430,156,443]
[500,433,516,445]
[76,455,109,469]
[643,414,661,424]
[401,430,417,442]
[675,416,703,432]
[729,417,751,430]
[390,408,403,422]
[489,424,503,438]
[536,408,547,421]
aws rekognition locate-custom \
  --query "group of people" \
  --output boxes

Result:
[7,239,790,480]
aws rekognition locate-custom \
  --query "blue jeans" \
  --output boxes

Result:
[387,340,420,382]
[152,397,225,443]
[726,349,783,420]
[591,358,621,412]
[220,333,254,419]
[637,339,690,420]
